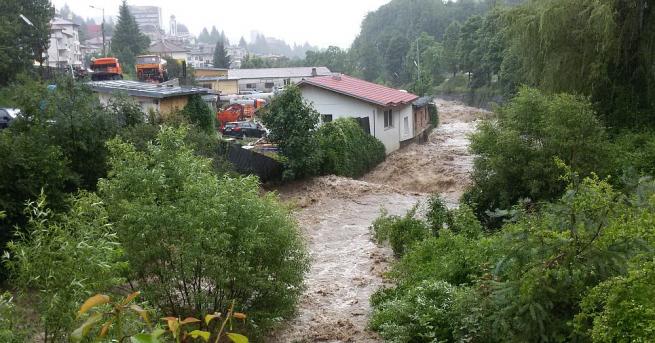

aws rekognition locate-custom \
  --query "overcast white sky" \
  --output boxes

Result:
[50,0,391,48]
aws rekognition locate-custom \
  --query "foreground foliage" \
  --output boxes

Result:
[99,127,308,335]
[71,292,249,343]
[6,193,125,342]
[371,177,655,342]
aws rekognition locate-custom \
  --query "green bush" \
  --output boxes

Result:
[371,206,430,257]
[182,94,215,133]
[317,118,386,178]
[5,192,125,342]
[99,127,309,336]
[427,102,439,127]
[426,194,450,235]
[0,292,26,343]
[370,280,459,342]
[609,130,655,179]
[574,260,655,342]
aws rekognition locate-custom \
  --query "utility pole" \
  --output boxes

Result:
[416,37,421,84]
[89,5,106,56]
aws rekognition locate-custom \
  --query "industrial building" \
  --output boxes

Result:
[128,6,163,40]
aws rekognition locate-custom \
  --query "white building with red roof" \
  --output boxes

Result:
[298,74,429,154]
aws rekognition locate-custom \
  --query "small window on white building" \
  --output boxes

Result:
[284,78,291,86]
[265,82,275,89]
[322,114,333,123]
[384,109,393,128]
[246,83,256,89]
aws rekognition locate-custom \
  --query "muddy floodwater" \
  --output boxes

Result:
[270,99,488,342]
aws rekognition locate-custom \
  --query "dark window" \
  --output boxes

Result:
[384,109,393,128]
[284,78,291,86]
[265,82,275,89]
[246,83,256,89]
[322,114,333,123]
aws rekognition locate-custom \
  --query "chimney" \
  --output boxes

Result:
[332,73,342,81]
[311,67,317,77]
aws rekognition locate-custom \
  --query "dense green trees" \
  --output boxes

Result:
[465,87,609,226]
[504,0,655,127]
[111,0,150,71]
[0,0,53,84]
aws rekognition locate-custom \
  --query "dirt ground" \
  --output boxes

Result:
[269,99,487,342]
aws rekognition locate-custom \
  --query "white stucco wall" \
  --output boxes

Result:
[300,85,410,154]
[399,104,414,142]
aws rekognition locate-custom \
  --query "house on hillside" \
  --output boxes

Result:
[87,80,209,116]
[148,40,189,61]
[298,74,430,154]
[228,67,331,93]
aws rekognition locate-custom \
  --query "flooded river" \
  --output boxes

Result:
[270,99,488,342]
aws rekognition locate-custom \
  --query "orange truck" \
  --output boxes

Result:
[136,55,168,83]
[90,57,123,81]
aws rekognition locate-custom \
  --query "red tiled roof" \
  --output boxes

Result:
[298,74,418,107]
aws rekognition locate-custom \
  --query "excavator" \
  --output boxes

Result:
[135,55,169,83]
[216,99,267,130]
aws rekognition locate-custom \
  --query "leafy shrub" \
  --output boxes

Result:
[99,127,308,336]
[609,130,655,179]
[465,87,609,227]
[0,128,73,267]
[371,206,429,257]
[425,194,450,235]
[316,118,386,178]
[574,260,655,342]
[370,280,459,342]
[5,192,125,342]
[427,102,439,127]
[261,86,322,180]
[71,292,249,343]
[182,94,215,133]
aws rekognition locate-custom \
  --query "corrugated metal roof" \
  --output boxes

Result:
[413,96,433,107]
[87,80,208,99]
[298,74,419,107]
[227,67,331,80]
[196,76,228,81]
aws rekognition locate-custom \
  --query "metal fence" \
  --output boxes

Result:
[218,142,283,182]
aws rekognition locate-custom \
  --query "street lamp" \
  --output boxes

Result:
[89,5,106,56]
[19,14,34,27]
